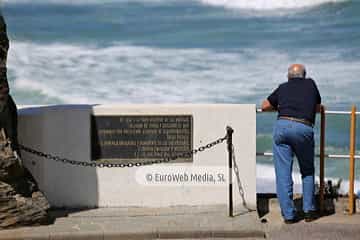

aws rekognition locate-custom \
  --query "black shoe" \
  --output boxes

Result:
[304,210,318,222]
[284,217,300,224]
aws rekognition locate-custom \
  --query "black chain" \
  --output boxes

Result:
[19,135,228,168]
[231,143,256,212]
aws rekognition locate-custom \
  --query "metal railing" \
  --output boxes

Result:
[256,105,358,215]
[257,152,360,159]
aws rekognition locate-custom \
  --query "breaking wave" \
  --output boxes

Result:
[200,0,348,10]
[2,0,349,10]
[257,164,360,194]
[7,41,360,105]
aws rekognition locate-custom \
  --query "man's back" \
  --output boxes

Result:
[268,78,321,124]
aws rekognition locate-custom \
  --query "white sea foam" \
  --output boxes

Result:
[257,164,360,194]
[2,0,348,9]
[200,0,348,10]
[7,41,360,105]
[6,41,287,104]
[257,164,302,193]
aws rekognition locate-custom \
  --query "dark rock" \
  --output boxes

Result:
[0,13,51,230]
[0,130,50,229]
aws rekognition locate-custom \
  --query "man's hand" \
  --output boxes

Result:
[316,104,323,113]
[261,99,275,111]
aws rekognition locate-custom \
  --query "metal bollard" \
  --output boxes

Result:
[348,105,357,215]
[227,126,234,217]
[319,105,326,214]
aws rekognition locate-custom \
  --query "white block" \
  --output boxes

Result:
[18,104,256,210]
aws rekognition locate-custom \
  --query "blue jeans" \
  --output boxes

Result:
[273,119,316,220]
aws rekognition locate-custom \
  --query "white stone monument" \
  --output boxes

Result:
[18,104,256,211]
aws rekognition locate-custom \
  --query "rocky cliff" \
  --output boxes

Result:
[0,13,50,230]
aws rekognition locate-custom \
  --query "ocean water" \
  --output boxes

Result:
[1,0,360,193]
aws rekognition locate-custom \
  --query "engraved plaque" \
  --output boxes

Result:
[91,115,193,163]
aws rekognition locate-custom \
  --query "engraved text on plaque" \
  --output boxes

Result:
[91,115,193,162]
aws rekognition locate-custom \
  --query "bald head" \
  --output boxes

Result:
[288,64,306,80]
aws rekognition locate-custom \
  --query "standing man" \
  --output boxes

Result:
[261,64,321,224]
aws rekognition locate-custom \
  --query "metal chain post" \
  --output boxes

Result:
[226,126,234,217]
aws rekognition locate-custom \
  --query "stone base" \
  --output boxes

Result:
[0,156,50,229]
[0,182,49,229]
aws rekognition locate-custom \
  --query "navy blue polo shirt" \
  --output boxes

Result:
[267,78,321,124]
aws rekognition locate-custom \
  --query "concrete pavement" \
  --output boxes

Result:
[1,197,360,239]
[260,196,360,240]
[0,205,266,240]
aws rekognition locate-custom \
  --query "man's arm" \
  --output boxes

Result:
[311,78,322,113]
[262,86,279,111]
[261,99,275,111]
